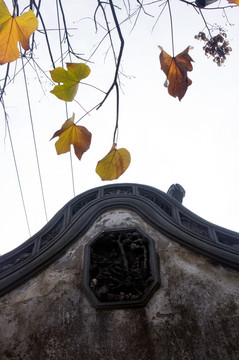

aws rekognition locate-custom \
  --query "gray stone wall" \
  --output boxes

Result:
[1,210,239,360]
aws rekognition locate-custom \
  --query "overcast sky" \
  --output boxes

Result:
[0,0,239,254]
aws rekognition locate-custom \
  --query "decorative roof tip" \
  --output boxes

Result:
[167,184,186,204]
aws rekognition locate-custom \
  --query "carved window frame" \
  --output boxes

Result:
[83,228,160,308]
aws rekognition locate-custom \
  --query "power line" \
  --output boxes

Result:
[21,57,48,223]
[4,111,31,237]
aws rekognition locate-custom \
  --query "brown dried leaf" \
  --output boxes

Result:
[159,46,194,100]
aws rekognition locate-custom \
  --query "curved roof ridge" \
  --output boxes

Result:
[0,183,239,296]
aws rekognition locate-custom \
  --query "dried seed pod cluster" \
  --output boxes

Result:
[195,31,232,66]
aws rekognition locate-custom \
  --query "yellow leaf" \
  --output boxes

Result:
[50,63,91,102]
[227,0,239,5]
[50,113,91,160]
[0,0,38,64]
[159,46,194,101]
[96,143,131,181]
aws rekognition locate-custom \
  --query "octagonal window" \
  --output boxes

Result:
[83,228,160,308]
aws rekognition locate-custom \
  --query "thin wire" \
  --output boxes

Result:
[21,57,48,222]
[5,111,31,236]
[56,0,75,197]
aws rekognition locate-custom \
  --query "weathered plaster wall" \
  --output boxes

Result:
[1,210,239,360]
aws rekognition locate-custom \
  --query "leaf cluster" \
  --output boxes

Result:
[49,61,130,180]
[0,0,238,182]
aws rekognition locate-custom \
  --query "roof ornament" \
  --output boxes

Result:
[167,184,186,204]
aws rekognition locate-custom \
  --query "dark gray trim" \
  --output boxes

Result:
[0,183,239,296]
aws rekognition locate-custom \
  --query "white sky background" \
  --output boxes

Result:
[0,0,239,254]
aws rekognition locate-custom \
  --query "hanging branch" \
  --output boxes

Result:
[95,0,118,67]
[28,0,42,62]
[96,0,125,143]
[32,0,55,69]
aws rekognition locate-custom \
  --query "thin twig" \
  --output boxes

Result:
[96,0,117,67]
[32,0,55,69]
[151,1,167,31]
[199,7,213,37]
[131,0,154,33]
[30,0,41,51]
[0,63,10,104]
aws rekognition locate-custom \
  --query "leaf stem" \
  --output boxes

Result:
[80,82,106,94]
[167,0,175,57]
[75,103,100,124]
[113,82,119,144]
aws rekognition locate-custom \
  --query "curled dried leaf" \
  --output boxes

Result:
[159,46,194,100]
